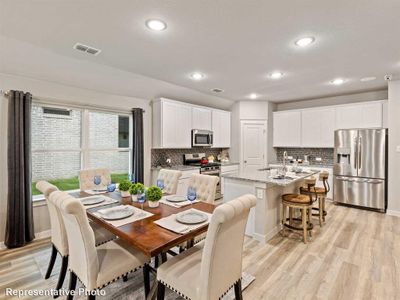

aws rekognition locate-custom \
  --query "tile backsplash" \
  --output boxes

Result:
[151,148,226,167]
[275,148,334,166]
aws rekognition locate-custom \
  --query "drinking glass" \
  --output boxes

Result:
[187,186,197,208]
[137,191,146,212]
[93,175,101,190]
[107,183,116,193]
[157,179,165,191]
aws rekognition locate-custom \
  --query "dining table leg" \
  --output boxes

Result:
[146,253,168,300]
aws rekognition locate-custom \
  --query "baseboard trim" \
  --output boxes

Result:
[387,210,400,217]
[0,229,51,250]
[253,226,280,244]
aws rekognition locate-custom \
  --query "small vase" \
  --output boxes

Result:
[148,200,160,208]
[121,190,130,198]
[131,194,138,202]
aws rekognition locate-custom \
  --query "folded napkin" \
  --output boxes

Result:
[154,208,212,234]
[93,205,153,227]
[79,196,118,209]
[84,189,108,195]
[160,195,199,208]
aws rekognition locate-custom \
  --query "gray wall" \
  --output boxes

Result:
[388,80,400,214]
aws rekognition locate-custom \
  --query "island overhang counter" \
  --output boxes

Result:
[222,169,319,243]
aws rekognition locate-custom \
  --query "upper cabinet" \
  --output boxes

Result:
[273,111,301,147]
[212,109,231,148]
[192,107,212,130]
[153,99,192,148]
[152,98,231,149]
[335,102,382,129]
[273,100,386,148]
[301,107,335,147]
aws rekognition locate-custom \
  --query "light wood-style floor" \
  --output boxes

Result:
[1,202,399,300]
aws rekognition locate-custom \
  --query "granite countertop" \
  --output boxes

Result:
[221,169,319,186]
[269,162,333,168]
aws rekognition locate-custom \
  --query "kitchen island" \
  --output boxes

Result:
[222,168,319,243]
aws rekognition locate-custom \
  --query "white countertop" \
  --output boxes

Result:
[222,169,319,186]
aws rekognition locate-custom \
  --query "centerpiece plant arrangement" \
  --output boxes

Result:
[129,182,145,202]
[119,179,132,197]
[146,185,163,208]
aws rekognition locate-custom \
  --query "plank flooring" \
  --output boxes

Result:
[1,202,400,299]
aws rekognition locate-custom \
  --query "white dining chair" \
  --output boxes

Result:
[36,181,116,298]
[49,191,151,300]
[157,194,257,300]
[187,173,219,203]
[79,168,112,191]
[157,169,182,194]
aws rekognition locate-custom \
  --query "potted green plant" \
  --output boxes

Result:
[146,185,163,208]
[129,183,145,202]
[119,179,132,197]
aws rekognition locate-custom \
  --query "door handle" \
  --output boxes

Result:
[353,137,358,170]
[358,136,362,170]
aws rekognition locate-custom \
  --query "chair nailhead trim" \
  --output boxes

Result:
[69,262,150,291]
[94,237,116,247]
[158,277,242,300]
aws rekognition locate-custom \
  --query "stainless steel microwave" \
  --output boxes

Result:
[192,129,213,147]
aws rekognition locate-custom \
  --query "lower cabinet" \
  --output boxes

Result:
[221,164,240,195]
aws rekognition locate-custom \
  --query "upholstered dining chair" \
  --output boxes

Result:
[157,194,257,300]
[36,181,116,298]
[49,191,151,300]
[157,169,182,194]
[79,168,112,191]
[187,173,219,203]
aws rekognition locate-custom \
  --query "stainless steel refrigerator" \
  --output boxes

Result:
[333,128,387,212]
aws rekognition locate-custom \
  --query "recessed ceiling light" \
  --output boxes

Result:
[145,19,167,31]
[269,72,284,79]
[295,37,315,47]
[211,88,224,93]
[360,76,376,82]
[249,93,258,99]
[330,78,346,85]
[190,72,205,80]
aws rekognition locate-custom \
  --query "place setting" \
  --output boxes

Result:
[159,185,199,208]
[92,203,153,227]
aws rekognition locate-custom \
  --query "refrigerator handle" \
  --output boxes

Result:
[358,136,362,170]
[353,137,358,170]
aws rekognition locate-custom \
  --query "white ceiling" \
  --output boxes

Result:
[1,0,399,103]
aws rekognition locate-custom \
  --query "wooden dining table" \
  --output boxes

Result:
[71,191,216,299]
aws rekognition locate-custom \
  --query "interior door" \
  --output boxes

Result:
[242,122,266,173]
[358,129,386,179]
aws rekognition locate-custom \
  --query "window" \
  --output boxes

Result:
[31,103,131,197]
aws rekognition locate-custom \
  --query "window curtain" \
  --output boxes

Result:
[131,108,144,184]
[5,90,34,248]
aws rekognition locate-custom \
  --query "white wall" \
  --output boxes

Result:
[0,73,153,244]
[276,89,388,111]
[387,80,400,215]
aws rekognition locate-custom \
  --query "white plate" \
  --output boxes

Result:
[176,211,208,225]
[166,195,187,203]
[81,196,105,206]
[98,206,134,220]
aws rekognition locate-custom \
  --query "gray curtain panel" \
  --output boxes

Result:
[132,108,144,184]
[5,90,34,248]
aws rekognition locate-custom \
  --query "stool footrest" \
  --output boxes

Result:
[284,218,313,231]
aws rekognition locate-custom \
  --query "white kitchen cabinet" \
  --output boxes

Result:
[212,110,231,148]
[153,99,192,148]
[273,111,301,147]
[220,164,239,195]
[335,102,382,129]
[301,108,335,147]
[192,107,212,130]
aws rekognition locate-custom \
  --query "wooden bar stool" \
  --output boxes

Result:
[282,178,317,244]
[300,171,330,226]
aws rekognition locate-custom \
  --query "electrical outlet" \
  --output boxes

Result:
[315,157,322,161]
[256,189,264,199]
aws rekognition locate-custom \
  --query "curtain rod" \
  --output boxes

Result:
[0,90,146,114]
